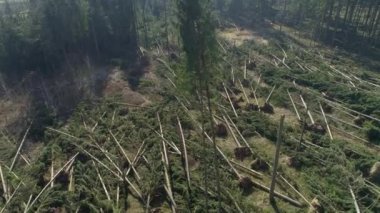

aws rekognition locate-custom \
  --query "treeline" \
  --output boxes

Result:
[279,0,380,47]
[218,0,380,50]
[2,0,379,81]
[0,0,144,80]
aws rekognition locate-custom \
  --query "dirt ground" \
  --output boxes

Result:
[103,68,150,106]
[0,95,29,130]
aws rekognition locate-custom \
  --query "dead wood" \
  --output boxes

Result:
[269,115,285,201]
[369,162,380,183]
[230,160,263,178]
[26,153,79,212]
[177,116,191,189]
[250,158,270,172]
[260,102,274,114]
[234,147,251,161]
[109,130,141,180]
[223,83,239,118]
[93,161,111,201]
[215,123,228,137]
[319,102,333,140]
[10,124,31,172]
[288,90,300,120]
[308,198,324,213]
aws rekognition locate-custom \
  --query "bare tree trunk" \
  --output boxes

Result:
[269,115,285,202]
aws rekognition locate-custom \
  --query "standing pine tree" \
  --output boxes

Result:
[177,0,222,211]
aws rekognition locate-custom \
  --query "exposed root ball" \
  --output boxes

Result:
[321,103,333,113]
[241,79,250,87]
[48,207,65,213]
[354,116,365,126]
[260,103,274,114]
[77,153,89,163]
[242,129,256,138]
[250,158,269,171]
[151,186,166,207]
[188,155,199,171]
[247,61,257,70]
[307,123,326,135]
[284,156,301,169]
[151,208,161,213]
[369,162,380,183]
[227,79,235,87]
[308,198,324,213]
[226,96,241,109]
[245,103,259,111]
[169,53,179,61]
[232,100,241,109]
[238,176,254,191]
[231,87,242,94]
[56,172,69,186]
[119,108,129,116]
[234,147,252,161]
[216,123,228,137]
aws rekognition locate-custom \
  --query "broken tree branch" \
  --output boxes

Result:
[109,130,141,180]
[269,115,285,201]
[349,185,361,213]
[223,115,241,147]
[287,90,300,120]
[0,165,8,201]
[93,161,111,201]
[319,102,333,140]
[223,83,238,118]
[157,113,177,212]
[177,116,191,188]
[300,95,314,124]
[266,85,276,103]
[10,124,31,172]
[0,182,22,213]
[26,153,79,212]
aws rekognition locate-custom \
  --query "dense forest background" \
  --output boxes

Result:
[1,0,379,129]
[1,0,379,80]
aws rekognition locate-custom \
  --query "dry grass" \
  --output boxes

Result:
[103,68,150,106]
[0,94,29,129]
[218,27,269,47]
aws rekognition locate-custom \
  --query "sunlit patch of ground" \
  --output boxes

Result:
[103,68,150,106]
[219,27,269,46]
[0,95,29,129]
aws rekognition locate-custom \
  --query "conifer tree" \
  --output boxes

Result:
[177,0,222,211]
